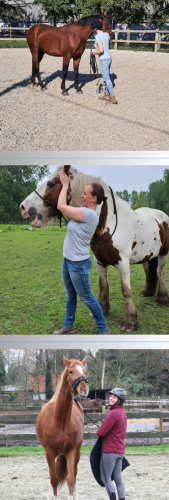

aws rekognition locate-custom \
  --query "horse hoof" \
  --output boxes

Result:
[41,85,47,90]
[76,88,83,93]
[62,90,69,96]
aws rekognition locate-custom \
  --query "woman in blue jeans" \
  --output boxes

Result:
[91,20,117,105]
[54,169,109,335]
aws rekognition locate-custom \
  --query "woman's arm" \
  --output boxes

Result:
[58,170,84,221]
[93,42,104,56]
[96,412,115,437]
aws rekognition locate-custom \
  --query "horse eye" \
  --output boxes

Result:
[69,371,73,374]
[47,181,54,187]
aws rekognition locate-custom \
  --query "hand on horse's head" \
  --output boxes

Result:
[59,169,70,188]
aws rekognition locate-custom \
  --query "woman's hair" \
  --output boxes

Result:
[90,183,108,235]
[91,20,102,30]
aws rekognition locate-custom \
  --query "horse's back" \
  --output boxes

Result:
[135,207,169,224]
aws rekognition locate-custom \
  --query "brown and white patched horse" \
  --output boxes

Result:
[36,355,88,500]
[20,166,169,332]
[26,13,112,94]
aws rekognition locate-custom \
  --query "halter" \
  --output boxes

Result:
[34,184,118,240]
[34,189,68,227]
[67,372,88,395]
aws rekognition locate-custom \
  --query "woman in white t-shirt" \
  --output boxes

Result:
[91,20,117,105]
[54,169,109,335]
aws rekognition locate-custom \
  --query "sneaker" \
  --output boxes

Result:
[99,329,110,335]
[53,325,75,335]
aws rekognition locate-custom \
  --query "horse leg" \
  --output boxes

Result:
[94,257,110,316]
[117,258,138,332]
[46,447,58,500]
[73,57,83,93]
[140,257,158,297]
[72,444,81,500]
[156,254,169,307]
[31,48,46,89]
[66,449,77,500]
[61,56,70,95]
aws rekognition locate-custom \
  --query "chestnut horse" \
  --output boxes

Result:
[20,165,169,332]
[26,14,112,95]
[36,355,88,500]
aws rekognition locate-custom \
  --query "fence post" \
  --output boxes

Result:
[159,404,163,445]
[10,26,12,40]
[114,29,118,50]
[102,405,105,414]
[127,28,130,45]
[155,29,159,52]
[158,32,161,51]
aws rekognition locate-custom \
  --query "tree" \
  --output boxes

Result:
[0,0,26,23]
[33,0,74,26]
[116,190,130,203]
[163,168,169,215]
[0,351,6,390]
[132,191,149,210]
[148,179,167,212]
[146,0,169,29]
[45,351,54,400]
[0,166,50,223]
[131,190,138,208]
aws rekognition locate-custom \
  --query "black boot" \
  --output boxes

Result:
[119,498,125,500]
[110,493,116,500]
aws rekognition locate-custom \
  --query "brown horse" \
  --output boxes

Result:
[36,355,88,500]
[26,13,112,95]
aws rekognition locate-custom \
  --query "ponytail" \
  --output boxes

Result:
[90,183,108,235]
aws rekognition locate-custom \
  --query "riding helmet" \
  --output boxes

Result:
[109,388,127,401]
[91,20,102,30]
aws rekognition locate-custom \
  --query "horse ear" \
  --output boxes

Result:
[103,11,107,15]
[81,357,87,366]
[63,166,71,176]
[63,355,70,366]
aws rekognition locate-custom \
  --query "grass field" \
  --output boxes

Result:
[0,41,169,52]
[0,224,169,335]
[0,444,169,457]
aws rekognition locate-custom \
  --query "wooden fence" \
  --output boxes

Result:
[0,402,169,446]
[0,27,169,52]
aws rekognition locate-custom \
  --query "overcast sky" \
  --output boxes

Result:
[47,165,166,193]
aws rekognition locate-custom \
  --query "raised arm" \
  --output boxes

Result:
[58,170,84,221]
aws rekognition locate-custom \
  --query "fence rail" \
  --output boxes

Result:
[0,27,169,51]
[0,404,169,446]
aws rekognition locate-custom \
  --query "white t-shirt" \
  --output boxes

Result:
[63,207,99,261]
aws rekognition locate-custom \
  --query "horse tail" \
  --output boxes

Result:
[56,455,68,485]
[148,257,158,293]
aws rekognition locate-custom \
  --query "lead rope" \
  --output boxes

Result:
[74,397,100,428]
[90,47,104,94]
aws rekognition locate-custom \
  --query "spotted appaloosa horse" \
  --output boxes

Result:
[36,355,88,500]
[26,13,112,95]
[20,166,169,332]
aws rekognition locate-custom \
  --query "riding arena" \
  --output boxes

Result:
[1,12,169,150]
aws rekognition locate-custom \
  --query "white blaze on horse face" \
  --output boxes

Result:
[20,178,51,222]
[76,365,84,375]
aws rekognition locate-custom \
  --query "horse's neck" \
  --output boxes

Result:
[75,23,93,40]
[54,370,73,422]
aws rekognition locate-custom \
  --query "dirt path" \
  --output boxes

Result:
[0,453,169,500]
[1,48,169,150]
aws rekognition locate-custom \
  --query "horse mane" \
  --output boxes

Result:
[56,166,107,207]
[76,14,111,28]
[50,368,67,403]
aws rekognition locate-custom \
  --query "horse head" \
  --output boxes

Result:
[63,355,89,398]
[20,166,74,227]
[101,12,113,39]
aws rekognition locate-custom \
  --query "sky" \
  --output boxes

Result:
[47,165,166,193]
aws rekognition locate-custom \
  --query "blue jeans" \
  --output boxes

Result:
[99,57,114,95]
[62,257,108,333]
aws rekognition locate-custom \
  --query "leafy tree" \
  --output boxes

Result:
[146,0,169,29]
[0,166,50,223]
[132,191,149,210]
[131,190,137,208]
[116,190,130,203]
[163,168,169,214]
[33,0,74,26]
[0,0,26,23]
[148,179,167,212]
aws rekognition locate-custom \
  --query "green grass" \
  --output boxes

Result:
[0,223,169,335]
[0,40,167,52]
[0,444,169,457]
